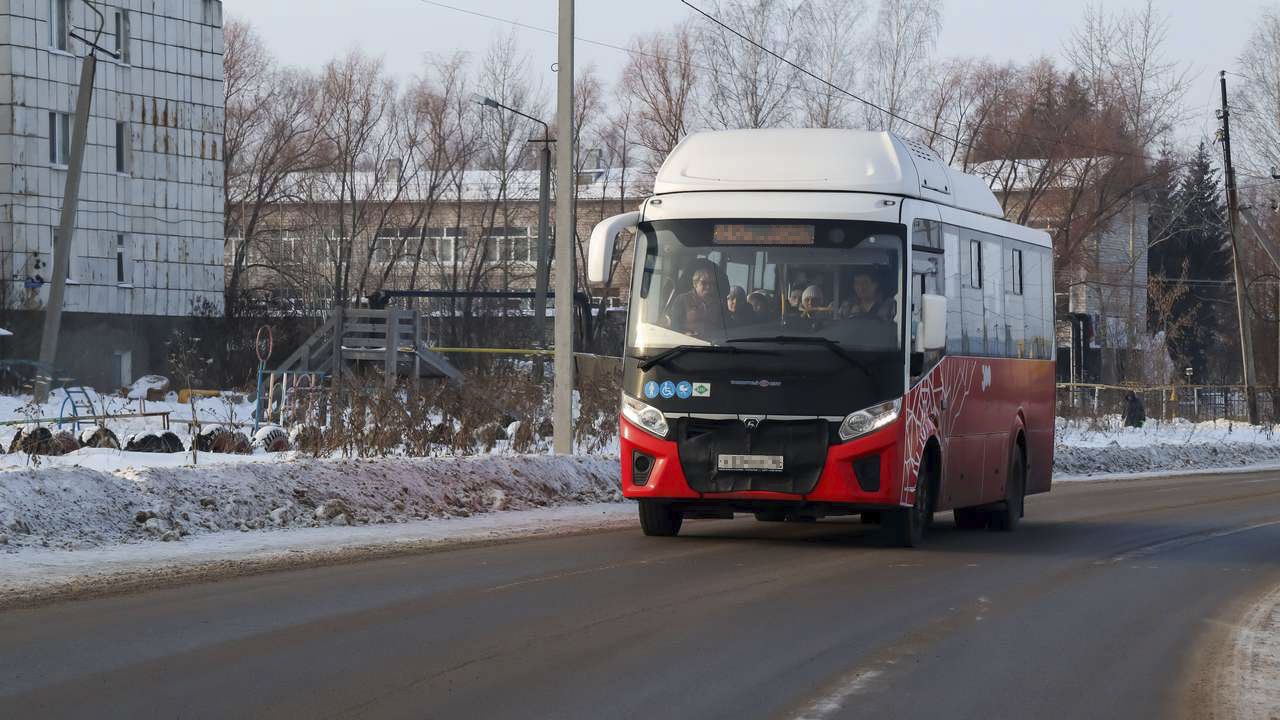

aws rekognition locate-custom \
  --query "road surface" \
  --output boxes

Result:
[3,470,1279,719]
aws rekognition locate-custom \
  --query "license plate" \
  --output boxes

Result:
[718,454,785,472]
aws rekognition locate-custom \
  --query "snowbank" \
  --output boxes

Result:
[0,454,621,551]
[1053,418,1280,479]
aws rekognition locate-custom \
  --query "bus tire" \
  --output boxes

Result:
[639,500,683,537]
[953,507,988,530]
[754,511,787,522]
[885,470,932,548]
[989,449,1025,532]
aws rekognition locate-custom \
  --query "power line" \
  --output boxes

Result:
[679,0,1184,170]
[417,0,1194,172]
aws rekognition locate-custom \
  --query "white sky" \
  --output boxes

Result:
[227,0,1271,149]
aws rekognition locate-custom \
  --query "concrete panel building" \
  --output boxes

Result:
[0,0,224,388]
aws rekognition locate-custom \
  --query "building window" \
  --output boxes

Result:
[426,227,461,263]
[115,122,129,173]
[114,10,131,63]
[1009,248,1024,295]
[969,239,983,289]
[49,0,68,51]
[116,234,132,285]
[484,226,534,263]
[49,112,70,166]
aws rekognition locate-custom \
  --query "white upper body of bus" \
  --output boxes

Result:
[587,128,1051,284]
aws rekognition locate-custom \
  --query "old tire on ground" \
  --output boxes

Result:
[953,507,988,530]
[638,500,683,537]
[989,447,1025,532]
[754,511,787,522]
[885,467,932,548]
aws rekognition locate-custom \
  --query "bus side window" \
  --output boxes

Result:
[943,225,963,354]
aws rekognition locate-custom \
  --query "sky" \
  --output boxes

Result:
[227,0,1272,149]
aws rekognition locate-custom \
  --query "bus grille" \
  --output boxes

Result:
[676,418,829,494]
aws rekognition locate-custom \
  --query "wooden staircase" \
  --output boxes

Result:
[275,307,462,386]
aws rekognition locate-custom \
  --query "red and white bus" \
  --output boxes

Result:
[587,129,1055,547]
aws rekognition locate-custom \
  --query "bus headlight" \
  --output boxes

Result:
[838,399,901,442]
[622,393,669,438]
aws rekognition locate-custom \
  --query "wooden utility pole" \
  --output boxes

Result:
[552,0,575,454]
[1219,70,1260,424]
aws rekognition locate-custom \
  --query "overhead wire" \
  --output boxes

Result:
[416,0,1197,171]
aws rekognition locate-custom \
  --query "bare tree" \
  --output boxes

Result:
[798,0,869,128]
[222,18,321,319]
[1238,6,1280,179]
[696,0,806,130]
[863,0,942,132]
[621,22,699,175]
[294,50,419,307]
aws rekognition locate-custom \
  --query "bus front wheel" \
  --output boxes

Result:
[638,500,683,537]
[886,472,932,548]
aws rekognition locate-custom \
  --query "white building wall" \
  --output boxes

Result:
[0,0,224,317]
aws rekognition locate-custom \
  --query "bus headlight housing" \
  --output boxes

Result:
[622,393,669,438]
[838,399,901,442]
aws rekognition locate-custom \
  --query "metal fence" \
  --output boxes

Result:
[1057,384,1280,423]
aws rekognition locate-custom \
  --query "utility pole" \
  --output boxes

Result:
[35,48,99,402]
[471,95,553,379]
[552,0,575,455]
[1219,70,1260,424]
[532,134,552,380]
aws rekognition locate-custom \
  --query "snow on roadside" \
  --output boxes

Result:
[0,454,621,551]
[0,503,636,608]
[1053,417,1280,479]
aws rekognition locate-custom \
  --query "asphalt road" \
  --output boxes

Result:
[3,470,1280,720]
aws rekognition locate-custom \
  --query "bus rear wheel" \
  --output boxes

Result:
[638,500,683,537]
[989,450,1025,532]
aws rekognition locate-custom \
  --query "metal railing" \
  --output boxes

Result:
[1057,383,1280,424]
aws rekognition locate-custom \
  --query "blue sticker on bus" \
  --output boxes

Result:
[676,381,693,399]
[643,381,659,399]
[660,381,676,399]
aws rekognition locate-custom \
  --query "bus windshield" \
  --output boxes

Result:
[627,219,906,358]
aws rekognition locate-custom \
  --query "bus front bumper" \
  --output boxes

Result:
[619,416,905,509]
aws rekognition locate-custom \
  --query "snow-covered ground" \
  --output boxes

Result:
[1053,417,1280,479]
[4,404,1280,605]
[0,454,620,551]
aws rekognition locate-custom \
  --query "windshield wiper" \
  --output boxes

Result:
[633,344,761,372]
[726,336,872,377]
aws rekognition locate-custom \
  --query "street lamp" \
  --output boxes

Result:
[473,95,553,360]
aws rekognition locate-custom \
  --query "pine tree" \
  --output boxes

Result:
[1149,144,1236,381]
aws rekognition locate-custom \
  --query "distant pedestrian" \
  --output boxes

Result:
[1123,390,1146,428]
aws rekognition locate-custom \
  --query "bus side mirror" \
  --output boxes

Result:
[587,211,639,283]
[920,294,947,351]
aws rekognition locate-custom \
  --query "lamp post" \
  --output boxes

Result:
[473,95,552,359]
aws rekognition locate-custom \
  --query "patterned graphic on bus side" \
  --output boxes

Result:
[901,357,984,507]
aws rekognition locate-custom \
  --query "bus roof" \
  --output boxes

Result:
[653,129,1006,220]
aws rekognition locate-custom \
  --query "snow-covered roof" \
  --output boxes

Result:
[653,129,1004,218]
[270,168,642,206]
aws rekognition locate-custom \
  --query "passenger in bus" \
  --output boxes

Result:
[841,270,894,321]
[800,285,832,318]
[725,286,757,327]
[664,268,724,337]
[747,291,776,321]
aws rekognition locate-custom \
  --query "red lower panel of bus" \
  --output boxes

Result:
[620,416,907,508]
[619,356,1055,511]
